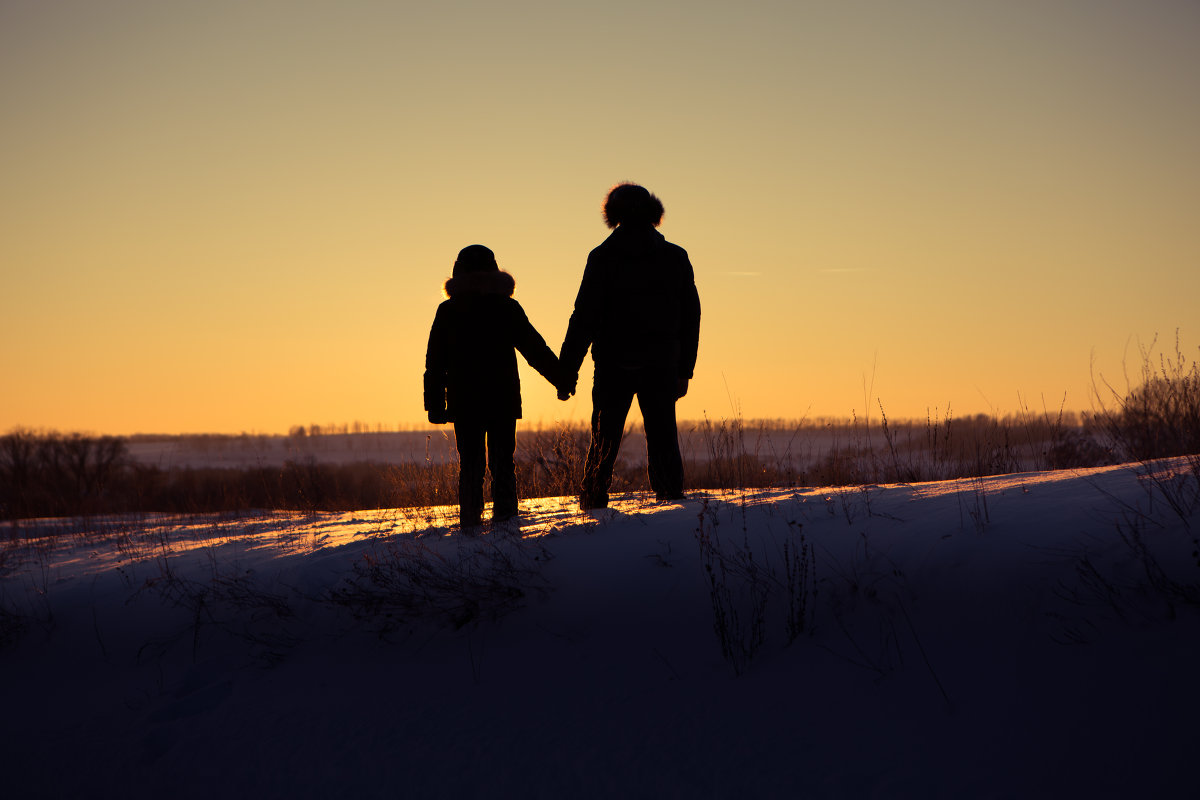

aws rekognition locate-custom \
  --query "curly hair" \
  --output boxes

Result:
[602,183,664,228]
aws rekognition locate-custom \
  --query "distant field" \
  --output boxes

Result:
[127,430,465,468]
[0,411,1168,519]
[123,426,862,478]
[125,415,1099,476]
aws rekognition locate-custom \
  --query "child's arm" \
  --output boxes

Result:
[509,301,563,391]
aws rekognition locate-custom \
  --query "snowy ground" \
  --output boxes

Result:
[2,460,1198,799]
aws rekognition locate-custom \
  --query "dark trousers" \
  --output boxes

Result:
[453,417,518,524]
[582,365,684,506]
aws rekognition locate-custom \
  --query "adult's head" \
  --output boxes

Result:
[603,183,664,229]
[452,244,499,278]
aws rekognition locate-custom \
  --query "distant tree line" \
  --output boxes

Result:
[0,429,431,521]
[3,360,1196,522]
[1,431,128,519]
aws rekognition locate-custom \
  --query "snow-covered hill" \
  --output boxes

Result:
[3,460,1197,798]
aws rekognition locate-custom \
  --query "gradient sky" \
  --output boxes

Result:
[3,0,1198,435]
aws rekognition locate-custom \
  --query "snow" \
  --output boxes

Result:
[2,461,1198,798]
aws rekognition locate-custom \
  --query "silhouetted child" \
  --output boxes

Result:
[424,245,562,529]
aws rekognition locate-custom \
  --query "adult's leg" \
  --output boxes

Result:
[637,372,685,500]
[486,418,519,520]
[454,419,486,526]
[581,367,636,508]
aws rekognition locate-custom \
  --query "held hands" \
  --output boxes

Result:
[427,409,449,425]
[557,369,578,401]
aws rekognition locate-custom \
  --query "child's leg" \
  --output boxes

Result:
[454,419,486,526]
[486,419,518,520]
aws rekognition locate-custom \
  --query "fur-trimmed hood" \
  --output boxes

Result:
[443,269,515,299]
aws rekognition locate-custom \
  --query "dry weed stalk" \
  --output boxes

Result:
[330,533,551,633]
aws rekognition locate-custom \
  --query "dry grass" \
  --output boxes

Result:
[0,415,1123,522]
[4,336,1198,523]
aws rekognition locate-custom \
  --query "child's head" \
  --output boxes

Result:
[444,244,514,299]
[453,245,499,278]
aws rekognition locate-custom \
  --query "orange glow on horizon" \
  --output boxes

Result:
[2,1,1198,435]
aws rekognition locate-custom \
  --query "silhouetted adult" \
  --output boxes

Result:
[558,184,701,509]
[424,244,561,527]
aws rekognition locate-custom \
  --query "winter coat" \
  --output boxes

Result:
[424,270,559,422]
[560,224,701,379]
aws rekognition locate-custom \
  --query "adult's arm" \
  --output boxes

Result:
[559,254,604,377]
[678,250,701,380]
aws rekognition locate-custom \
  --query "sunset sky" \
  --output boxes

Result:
[3,0,1197,435]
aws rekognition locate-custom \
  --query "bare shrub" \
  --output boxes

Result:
[519,424,590,499]
[1094,331,1200,461]
[329,533,552,634]
[694,500,769,675]
[0,430,130,518]
[782,519,815,643]
[1061,458,1200,632]
[1063,334,1200,624]
[694,498,817,675]
[130,540,300,664]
